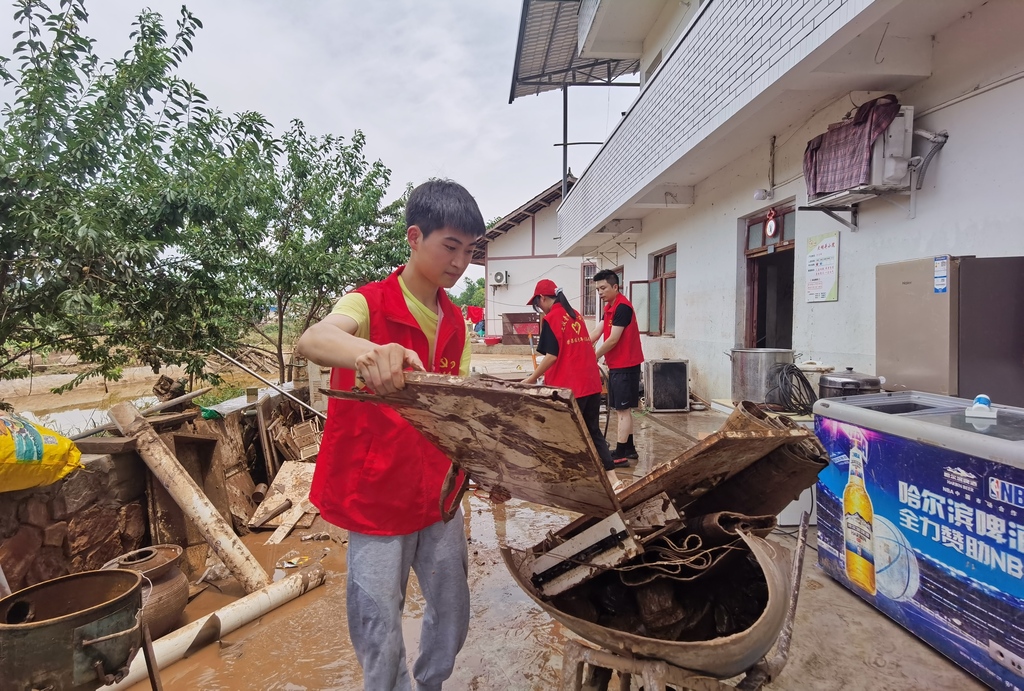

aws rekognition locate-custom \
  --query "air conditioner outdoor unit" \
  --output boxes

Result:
[806,105,915,208]
[644,359,689,412]
[492,270,508,285]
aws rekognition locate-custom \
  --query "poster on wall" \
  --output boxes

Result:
[806,231,840,302]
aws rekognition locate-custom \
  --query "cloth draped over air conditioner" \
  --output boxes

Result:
[803,94,902,198]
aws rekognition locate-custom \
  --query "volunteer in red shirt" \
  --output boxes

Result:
[522,279,625,491]
[297,179,484,690]
[590,269,645,464]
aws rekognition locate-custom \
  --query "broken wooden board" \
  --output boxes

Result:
[619,427,812,512]
[189,412,258,533]
[323,372,618,516]
[264,499,313,545]
[256,395,279,480]
[248,461,317,530]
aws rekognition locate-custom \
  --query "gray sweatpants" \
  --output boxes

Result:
[346,509,470,691]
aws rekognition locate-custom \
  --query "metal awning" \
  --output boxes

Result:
[509,0,640,103]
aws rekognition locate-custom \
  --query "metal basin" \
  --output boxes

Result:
[0,569,143,690]
[502,531,792,678]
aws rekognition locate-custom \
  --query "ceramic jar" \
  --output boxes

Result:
[104,544,189,638]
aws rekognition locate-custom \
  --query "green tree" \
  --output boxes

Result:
[448,277,484,308]
[237,122,409,382]
[0,0,275,388]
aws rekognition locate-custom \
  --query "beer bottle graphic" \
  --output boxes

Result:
[843,435,877,595]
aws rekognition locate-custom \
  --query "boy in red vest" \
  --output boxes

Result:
[522,280,626,491]
[296,179,485,691]
[591,269,645,465]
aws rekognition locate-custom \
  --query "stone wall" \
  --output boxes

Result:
[0,452,147,592]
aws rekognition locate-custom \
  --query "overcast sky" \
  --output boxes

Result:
[1,0,639,283]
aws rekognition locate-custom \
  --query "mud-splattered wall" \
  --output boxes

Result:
[0,453,146,592]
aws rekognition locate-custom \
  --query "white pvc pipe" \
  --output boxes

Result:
[108,564,327,689]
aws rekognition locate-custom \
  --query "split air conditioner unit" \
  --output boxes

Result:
[492,270,509,285]
[806,105,915,208]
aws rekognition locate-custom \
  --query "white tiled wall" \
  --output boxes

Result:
[559,0,872,250]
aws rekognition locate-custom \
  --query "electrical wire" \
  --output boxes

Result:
[763,363,818,416]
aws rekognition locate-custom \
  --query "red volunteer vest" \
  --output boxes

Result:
[542,303,602,399]
[309,267,466,536]
[602,292,644,369]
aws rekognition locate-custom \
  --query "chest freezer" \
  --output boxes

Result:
[814,391,1024,690]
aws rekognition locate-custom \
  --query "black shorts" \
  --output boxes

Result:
[608,365,641,410]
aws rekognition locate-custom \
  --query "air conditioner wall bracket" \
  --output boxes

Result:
[797,205,859,232]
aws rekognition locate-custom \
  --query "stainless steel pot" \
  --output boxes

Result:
[727,348,794,404]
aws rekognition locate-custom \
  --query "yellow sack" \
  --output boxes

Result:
[0,412,82,492]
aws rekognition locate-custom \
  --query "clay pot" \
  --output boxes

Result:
[103,544,189,638]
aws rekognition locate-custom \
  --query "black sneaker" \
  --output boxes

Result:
[624,443,639,460]
[612,456,631,468]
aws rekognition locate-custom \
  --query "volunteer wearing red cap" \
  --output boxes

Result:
[522,279,625,491]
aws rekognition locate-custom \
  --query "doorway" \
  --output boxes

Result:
[744,208,796,348]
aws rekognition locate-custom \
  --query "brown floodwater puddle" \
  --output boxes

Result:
[132,494,576,690]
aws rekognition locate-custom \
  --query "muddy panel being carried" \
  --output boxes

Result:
[323,372,618,516]
[618,427,810,513]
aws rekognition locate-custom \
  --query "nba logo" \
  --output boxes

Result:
[990,476,1024,508]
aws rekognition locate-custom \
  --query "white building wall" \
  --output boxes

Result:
[591,0,1024,399]
[533,208,561,255]
[640,0,698,83]
[485,204,587,336]
[560,0,882,250]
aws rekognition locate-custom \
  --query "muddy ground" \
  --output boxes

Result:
[7,355,985,690]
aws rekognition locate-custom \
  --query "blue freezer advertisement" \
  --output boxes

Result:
[816,416,1024,689]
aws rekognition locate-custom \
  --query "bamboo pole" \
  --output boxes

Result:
[71,386,213,440]
[109,402,271,593]
[107,564,327,689]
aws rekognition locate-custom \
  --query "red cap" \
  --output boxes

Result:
[527,279,558,305]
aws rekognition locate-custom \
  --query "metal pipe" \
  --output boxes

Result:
[212,347,326,421]
[71,386,214,440]
[107,564,327,689]
[562,86,569,199]
[109,402,272,594]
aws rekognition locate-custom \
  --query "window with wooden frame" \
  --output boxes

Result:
[581,262,597,317]
[745,207,796,257]
[637,247,676,336]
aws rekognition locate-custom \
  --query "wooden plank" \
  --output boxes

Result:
[256,395,279,479]
[323,372,618,516]
[147,410,200,431]
[264,500,312,545]
[73,436,137,454]
[248,461,317,529]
